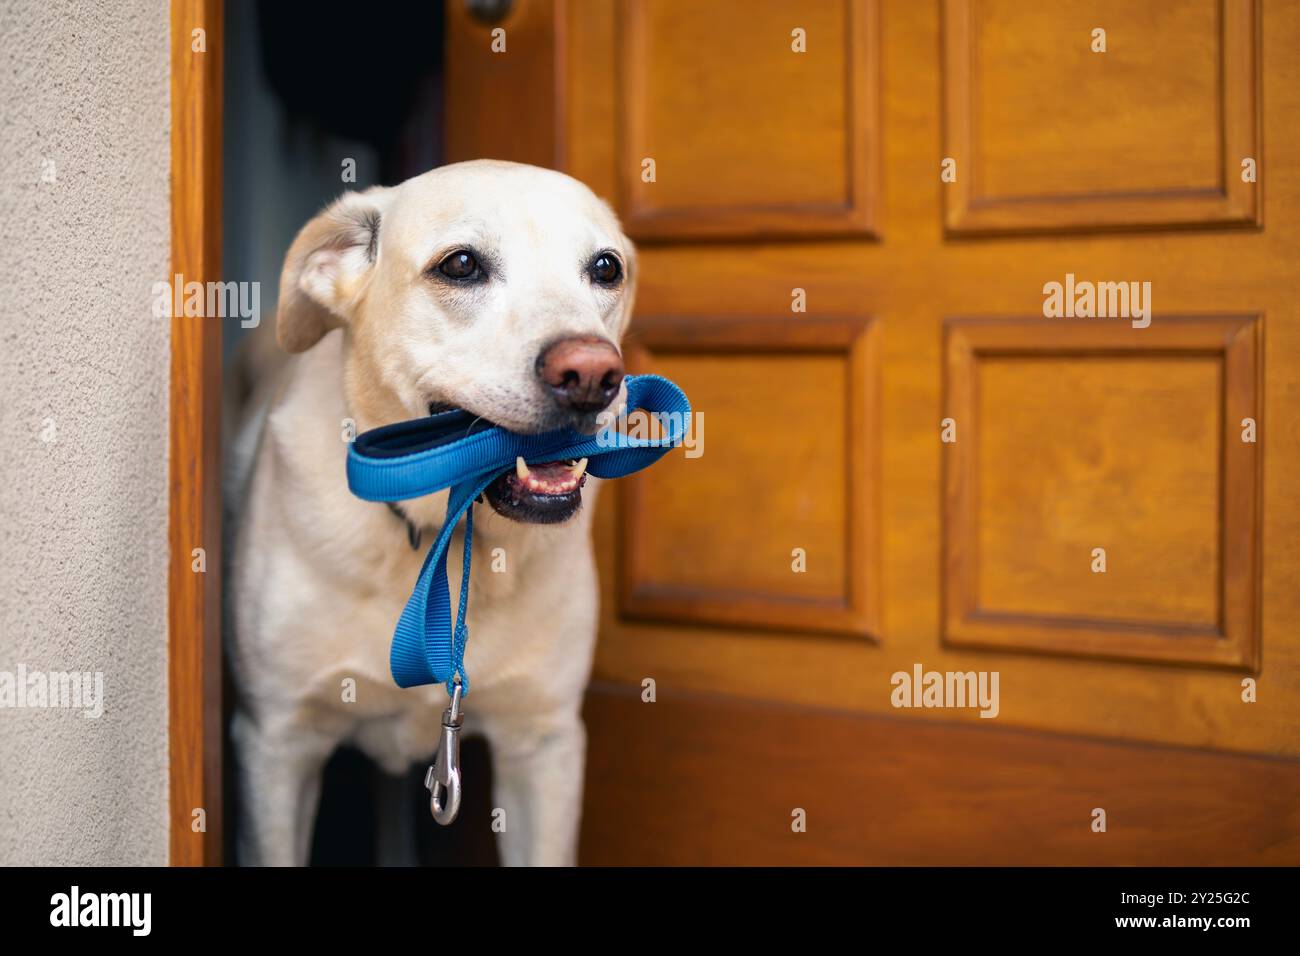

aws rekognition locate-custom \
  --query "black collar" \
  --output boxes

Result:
[385,502,424,550]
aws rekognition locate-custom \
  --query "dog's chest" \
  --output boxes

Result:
[308,517,594,706]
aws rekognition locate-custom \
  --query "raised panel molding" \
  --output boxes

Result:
[942,0,1261,235]
[943,315,1262,670]
[620,316,881,638]
[615,0,880,241]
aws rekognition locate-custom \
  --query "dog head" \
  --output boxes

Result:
[276,160,637,524]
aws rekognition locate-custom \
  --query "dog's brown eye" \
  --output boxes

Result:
[589,253,622,286]
[438,250,479,280]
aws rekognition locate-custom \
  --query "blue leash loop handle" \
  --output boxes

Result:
[347,374,691,692]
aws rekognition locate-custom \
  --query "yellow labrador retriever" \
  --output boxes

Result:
[226,160,637,866]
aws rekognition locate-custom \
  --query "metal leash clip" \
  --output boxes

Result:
[425,679,464,825]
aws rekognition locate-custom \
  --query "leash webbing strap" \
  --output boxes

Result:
[346,374,691,692]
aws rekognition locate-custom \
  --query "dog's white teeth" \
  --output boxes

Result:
[516,456,531,480]
[570,458,588,479]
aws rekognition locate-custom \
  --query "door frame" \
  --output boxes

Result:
[169,0,224,866]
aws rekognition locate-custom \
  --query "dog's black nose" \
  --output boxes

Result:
[536,336,625,413]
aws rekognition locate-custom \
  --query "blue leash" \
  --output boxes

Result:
[347,374,691,695]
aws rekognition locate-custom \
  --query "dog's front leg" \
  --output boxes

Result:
[486,712,587,867]
[231,708,338,867]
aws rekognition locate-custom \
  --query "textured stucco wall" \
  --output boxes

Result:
[0,0,171,864]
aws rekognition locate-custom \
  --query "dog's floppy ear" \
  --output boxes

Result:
[276,186,391,353]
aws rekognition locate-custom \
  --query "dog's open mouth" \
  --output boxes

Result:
[483,456,588,524]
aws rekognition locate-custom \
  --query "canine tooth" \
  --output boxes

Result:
[516,456,531,480]
[570,458,588,478]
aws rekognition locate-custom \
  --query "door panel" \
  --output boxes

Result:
[447,0,1300,864]
[975,354,1222,627]
[945,315,1262,670]
[620,316,880,637]
[615,0,879,238]
[943,0,1260,232]
[633,355,850,601]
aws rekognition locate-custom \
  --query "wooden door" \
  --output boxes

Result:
[447,0,1300,864]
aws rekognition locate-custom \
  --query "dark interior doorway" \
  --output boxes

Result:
[221,0,497,866]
